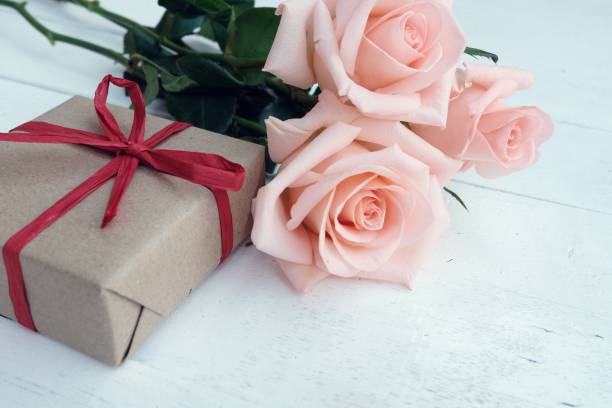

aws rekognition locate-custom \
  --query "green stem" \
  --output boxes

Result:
[131,53,171,74]
[69,0,194,55]
[235,116,266,136]
[68,0,266,69]
[0,0,129,66]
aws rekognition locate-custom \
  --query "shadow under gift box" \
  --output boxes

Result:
[0,96,265,365]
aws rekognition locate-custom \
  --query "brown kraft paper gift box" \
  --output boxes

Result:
[0,96,265,365]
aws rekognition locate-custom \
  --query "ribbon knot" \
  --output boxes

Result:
[0,75,247,332]
[123,141,149,158]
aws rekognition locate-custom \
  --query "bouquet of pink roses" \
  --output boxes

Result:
[1,0,553,292]
[251,0,554,291]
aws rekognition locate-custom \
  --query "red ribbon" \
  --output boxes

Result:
[0,75,246,332]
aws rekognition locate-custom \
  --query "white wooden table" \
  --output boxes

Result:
[1,1,611,407]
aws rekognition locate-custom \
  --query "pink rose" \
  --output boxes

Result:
[251,93,457,291]
[413,63,555,178]
[265,0,466,126]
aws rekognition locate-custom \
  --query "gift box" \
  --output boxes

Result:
[0,77,265,365]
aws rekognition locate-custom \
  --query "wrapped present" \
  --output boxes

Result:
[0,76,265,365]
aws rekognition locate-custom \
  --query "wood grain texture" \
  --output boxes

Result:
[0,1,610,407]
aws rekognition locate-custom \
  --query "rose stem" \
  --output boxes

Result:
[0,0,129,66]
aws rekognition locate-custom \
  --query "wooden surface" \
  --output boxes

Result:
[0,1,610,407]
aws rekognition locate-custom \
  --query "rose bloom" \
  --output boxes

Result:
[251,92,460,291]
[264,0,465,126]
[413,63,555,178]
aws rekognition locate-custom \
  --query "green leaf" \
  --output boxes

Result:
[235,87,274,121]
[124,29,171,58]
[199,16,216,41]
[176,54,243,89]
[226,7,280,59]
[165,92,237,133]
[142,64,160,105]
[158,0,231,18]
[151,56,182,75]
[227,0,254,16]
[444,187,469,212]
[259,97,302,123]
[241,67,269,86]
[160,71,198,92]
[210,12,232,50]
[464,47,499,64]
[155,11,204,41]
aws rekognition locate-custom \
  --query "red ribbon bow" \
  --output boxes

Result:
[0,75,246,332]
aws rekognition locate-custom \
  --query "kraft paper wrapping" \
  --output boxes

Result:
[0,96,265,365]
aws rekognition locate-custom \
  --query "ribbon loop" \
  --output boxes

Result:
[0,76,247,332]
[94,75,147,144]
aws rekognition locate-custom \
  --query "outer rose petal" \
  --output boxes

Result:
[338,0,377,75]
[265,91,359,163]
[266,90,461,182]
[264,0,317,89]
[373,0,453,14]
[353,116,461,184]
[464,63,534,91]
[276,235,330,292]
[413,84,483,157]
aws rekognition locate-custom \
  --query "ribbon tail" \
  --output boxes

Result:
[101,156,139,228]
[141,149,246,191]
[211,189,233,263]
[2,159,121,331]
[12,121,110,141]
[144,121,192,149]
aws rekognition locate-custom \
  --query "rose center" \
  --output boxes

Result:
[355,195,386,231]
[507,126,522,151]
[404,22,424,50]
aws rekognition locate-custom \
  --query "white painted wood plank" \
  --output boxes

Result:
[0,12,127,102]
[0,78,70,129]
[0,181,610,408]
[0,0,165,35]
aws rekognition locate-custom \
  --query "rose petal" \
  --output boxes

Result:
[413,83,485,157]
[264,0,318,89]
[317,190,361,277]
[355,35,423,90]
[266,90,359,163]
[353,117,462,184]
[338,0,377,75]
[276,233,330,292]
[313,1,355,95]
[251,185,313,265]
[464,63,534,91]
